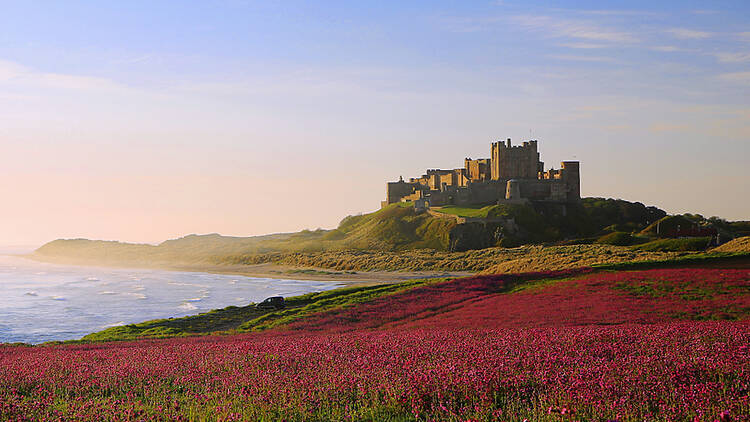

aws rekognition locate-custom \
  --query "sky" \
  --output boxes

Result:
[1,0,749,246]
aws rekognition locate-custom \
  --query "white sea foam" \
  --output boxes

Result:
[168,281,208,287]
[0,255,342,344]
[103,321,126,328]
[178,302,198,311]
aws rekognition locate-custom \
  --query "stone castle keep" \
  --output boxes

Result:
[384,139,580,208]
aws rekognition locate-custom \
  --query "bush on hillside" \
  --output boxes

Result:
[640,215,698,237]
[631,237,711,252]
[596,232,636,246]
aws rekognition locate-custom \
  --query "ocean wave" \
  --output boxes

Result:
[99,291,118,295]
[103,321,126,328]
[50,296,65,301]
[86,277,100,281]
[178,302,198,311]
[123,293,147,300]
[168,281,209,288]
[24,291,38,296]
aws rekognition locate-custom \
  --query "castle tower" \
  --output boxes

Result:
[560,161,580,202]
[490,139,543,180]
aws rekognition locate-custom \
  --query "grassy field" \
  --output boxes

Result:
[6,266,748,421]
[74,278,446,343]
[57,250,750,344]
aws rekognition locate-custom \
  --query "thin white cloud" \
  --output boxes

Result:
[666,28,712,39]
[739,32,750,42]
[112,54,155,65]
[650,46,692,52]
[558,42,608,49]
[714,52,750,63]
[691,10,719,15]
[548,54,617,63]
[0,59,127,93]
[0,60,27,81]
[511,15,639,43]
[436,16,503,33]
[718,71,750,86]
[578,10,657,17]
[649,123,689,133]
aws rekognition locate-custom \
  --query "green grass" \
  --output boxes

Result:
[79,303,266,342]
[631,237,711,252]
[236,278,447,332]
[431,204,497,218]
[596,231,649,246]
[64,278,446,343]
[593,251,750,271]
[640,215,698,236]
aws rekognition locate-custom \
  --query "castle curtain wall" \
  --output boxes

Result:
[384,140,580,207]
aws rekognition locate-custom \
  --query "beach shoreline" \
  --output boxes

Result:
[25,254,473,285]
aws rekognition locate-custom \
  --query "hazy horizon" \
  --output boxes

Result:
[2,1,749,245]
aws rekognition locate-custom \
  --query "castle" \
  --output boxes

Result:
[383,139,580,208]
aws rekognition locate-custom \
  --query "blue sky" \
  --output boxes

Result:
[1,1,749,244]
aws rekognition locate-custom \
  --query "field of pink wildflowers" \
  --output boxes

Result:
[1,268,748,421]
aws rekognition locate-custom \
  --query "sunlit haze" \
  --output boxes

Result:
[2,1,749,246]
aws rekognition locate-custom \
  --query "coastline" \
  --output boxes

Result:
[25,254,473,285]
[167,263,473,284]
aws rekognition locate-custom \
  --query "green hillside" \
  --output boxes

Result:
[34,204,458,266]
[34,198,747,270]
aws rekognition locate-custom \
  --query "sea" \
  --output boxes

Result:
[0,250,343,344]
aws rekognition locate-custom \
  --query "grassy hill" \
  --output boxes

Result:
[35,204,458,267]
[33,198,748,271]
[712,236,750,253]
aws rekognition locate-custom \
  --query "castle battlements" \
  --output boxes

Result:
[384,139,579,208]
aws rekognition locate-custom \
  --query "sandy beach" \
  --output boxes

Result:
[26,254,473,285]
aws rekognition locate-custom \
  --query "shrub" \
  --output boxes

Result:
[596,231,635,246]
